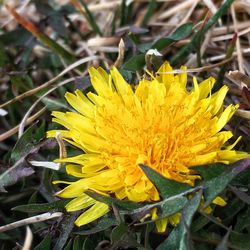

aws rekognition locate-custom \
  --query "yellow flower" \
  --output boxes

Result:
[47,62,248,227]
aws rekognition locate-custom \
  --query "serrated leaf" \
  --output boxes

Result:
[12,200,68,213]
[203,159,250,207]
[194,163,228,181]
[76,217,118,235]
[133,196,188,226]
[139,164,192,199]
[157,190,202,250]
[160,197,188,218]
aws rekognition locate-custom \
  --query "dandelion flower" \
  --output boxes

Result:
[47,62,248,227]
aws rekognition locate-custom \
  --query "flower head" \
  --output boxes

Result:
[47,62,248,227]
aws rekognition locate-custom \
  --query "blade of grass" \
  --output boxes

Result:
[170,0,234,66]
[142,0,157,27]
[70,0,103,36]
[6,5,76,64]
[214,33,237,92]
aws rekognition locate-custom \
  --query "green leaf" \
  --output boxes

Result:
[192,231,222,248]
[134,196,188,226]
[111,223,128,243]
[122,54,145,72]
[63,239,72,250]
[38,33,76,64]
[214,34,237,92]
[191,215,210,233]
[34,234,52,250]
[139,164,192,199]
[151,23,193,51]
[54,213,78,250]
[0,161,34,191]
[0,42,9,66]
[76,217,118,235]
[120,0,132,26]
[41,97,69,111]
[138,23,193,53]
[170,0,234,66]
[0,28,31,46]
[142,0,157,26]
[222,197,245,225]
[0,125,51,191]
[230,186,250,205]
[79,0,103,36]
[85,191,143,210]
[11,124,37,162]
[235,207,250,232]
[194,163,228,181]
[72,235,85,250]
[203,159,250,207]
[232,167,250,186]
[160,197,188,218]
[12,200,68,213]
[157,190,202,250]
[230,232,250,250]
[215,229,231,250]
[123,23,193,72]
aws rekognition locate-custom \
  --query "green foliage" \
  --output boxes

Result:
[139,164,192,199]
[170,0,234,66]
[123,23,194,72]
[12,200,68,213]
[1,0,250,249]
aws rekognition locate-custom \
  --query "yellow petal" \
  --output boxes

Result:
[178,65,187,89]
[75,201,109,227]
[198,77,215,99]
[66,193,95,212]
[156,62,174,85]
[65,91,94,117]
[56,178,91,198]
[168,213,180,226]
[212,196,227,206]
[216,105,238,132]
[155,218,168,233]
[110,67,133,96]
[209,86,228,115]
